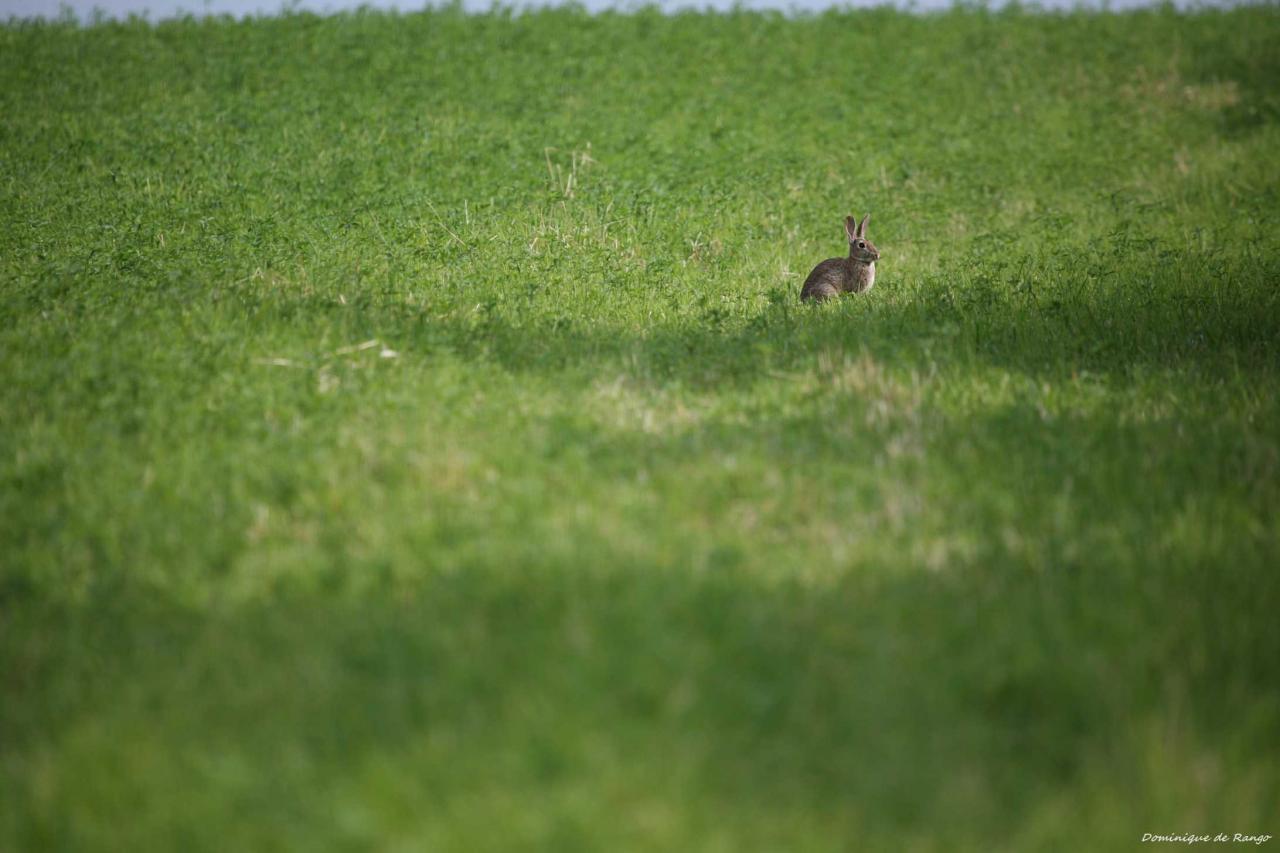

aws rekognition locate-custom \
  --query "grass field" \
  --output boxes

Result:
[3,4,1280,849]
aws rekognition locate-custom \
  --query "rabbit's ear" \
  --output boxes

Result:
[844,216,859,242]
[857,213,870,238]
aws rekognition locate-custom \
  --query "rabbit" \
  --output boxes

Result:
[800,213,880,302]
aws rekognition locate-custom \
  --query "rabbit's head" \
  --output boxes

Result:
[845,214,879,263]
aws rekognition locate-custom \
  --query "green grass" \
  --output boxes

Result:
[3,4,1280,849]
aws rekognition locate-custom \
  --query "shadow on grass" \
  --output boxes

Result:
[1181,6,1280,138]
[6,527,1279,848]
[244,246,1280,390]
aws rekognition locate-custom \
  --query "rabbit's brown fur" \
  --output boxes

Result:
[800,214,879,302]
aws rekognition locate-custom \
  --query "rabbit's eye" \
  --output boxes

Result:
[857,241,866,249]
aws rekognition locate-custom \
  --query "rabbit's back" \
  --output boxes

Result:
[800,258,849,301]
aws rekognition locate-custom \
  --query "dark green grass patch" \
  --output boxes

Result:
[2,5,1279,850]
